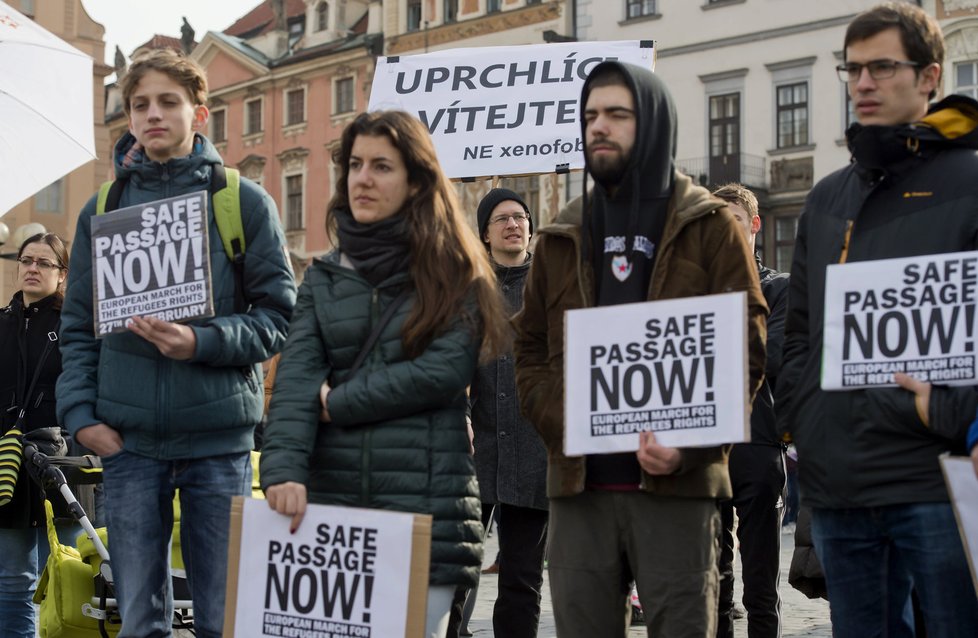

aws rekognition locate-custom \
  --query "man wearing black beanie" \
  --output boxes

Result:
[467,188,548,637]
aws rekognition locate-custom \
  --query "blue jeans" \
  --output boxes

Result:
[0,522,81,637]
[101,450,251,638]
[0,526,43,637]
[812,504,978,638]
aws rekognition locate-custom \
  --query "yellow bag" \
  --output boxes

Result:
[34,501,120,638]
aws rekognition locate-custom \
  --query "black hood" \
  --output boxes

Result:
[580,60,676,199]
[846,94,978,177]
[579,61,675,273]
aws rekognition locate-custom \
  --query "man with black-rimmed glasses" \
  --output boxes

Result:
[778,3,978,636]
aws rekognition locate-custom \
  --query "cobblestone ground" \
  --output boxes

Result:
[465,524,832,637]
[175,522,832,637]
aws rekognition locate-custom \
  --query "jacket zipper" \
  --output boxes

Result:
[360,288,380,507]
[839,220,854,264]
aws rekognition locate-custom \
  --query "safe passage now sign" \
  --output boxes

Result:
[224,497,432,638]
[822,251,978,390]
[563,292,749,456]
[90,191,214,336]
[368,40,654,179]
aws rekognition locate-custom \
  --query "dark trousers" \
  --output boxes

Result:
[446,503,548,638]
[717,443,786,638]
[493,503,548,638]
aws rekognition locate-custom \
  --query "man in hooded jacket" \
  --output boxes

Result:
[777,3,978,635]
[513,61,767,637]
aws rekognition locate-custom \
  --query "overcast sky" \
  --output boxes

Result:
[80,0,251,69]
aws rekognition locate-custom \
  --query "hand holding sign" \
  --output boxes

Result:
[128,315,197,360]
[894,372,931,427]
[636,431,681,475]
[266,481,308,534]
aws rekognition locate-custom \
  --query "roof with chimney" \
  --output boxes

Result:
[225,0,307,39]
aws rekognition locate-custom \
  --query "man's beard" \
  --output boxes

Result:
[587,146,627,186]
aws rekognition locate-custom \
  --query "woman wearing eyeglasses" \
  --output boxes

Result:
[0,232,69,637]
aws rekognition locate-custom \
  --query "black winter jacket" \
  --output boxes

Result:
[777,96,978,508]
[748,259,789,446]
[260,253,484,587]
[0,292,62,529]
[471,256,547,511]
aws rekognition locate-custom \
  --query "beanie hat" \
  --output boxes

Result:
[477,188,533,240]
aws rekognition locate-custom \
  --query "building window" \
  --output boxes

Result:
[33,179,62,213]
[776,82,808,148]
[334,77,354,114]
[285,88,305,126]
[210,108,227,143]
[245,98,263,135]
[407,0,422,31]
[955,61,978,99]
[488,0,501,12]
[775,215,798,271]
[444,0,458,23]
[843,90,855,133]
[285,174,304,231]
[316,2,329,31]
[626,0,656,19]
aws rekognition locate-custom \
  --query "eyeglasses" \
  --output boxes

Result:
[489,212,530,226]
[836,59,920,82]
[16,257,62,270]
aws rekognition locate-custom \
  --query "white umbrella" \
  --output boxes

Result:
[0,0,95,217]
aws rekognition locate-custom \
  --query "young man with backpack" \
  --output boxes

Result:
[56,49,296,637]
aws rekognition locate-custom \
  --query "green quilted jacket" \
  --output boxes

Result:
[259,253,484,587]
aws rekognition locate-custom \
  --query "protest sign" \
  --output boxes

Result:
[822,251,978,390]
[368,40,654,179]
[224,497,432,638]
[90,191,213,337]
[940,456,978,595]
[563,292,748,455]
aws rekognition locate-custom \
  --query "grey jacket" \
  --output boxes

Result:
[471,256,548,511]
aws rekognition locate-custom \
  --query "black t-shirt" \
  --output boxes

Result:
[585,195,668,487]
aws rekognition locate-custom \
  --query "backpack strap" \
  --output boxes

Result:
[211,166,247,313]
[96,179,125,215]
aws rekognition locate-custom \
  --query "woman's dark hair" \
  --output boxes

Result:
[327,110,508,360]
[18,232,69,305]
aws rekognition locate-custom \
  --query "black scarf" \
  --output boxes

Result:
[334,208,412,287]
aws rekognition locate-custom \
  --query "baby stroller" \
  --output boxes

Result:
[25,442,195,637]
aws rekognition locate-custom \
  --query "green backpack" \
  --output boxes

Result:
[96,165,248,312]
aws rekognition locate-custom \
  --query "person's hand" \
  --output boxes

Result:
[894,372,930,427]
[971,446,978,481]
[319,381,332,421]
[128,316,197,360]
[75,423,123,457]
[637,431,681,475]
[265,481,308,533]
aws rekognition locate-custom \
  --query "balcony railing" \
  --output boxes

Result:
[675,153,767,190]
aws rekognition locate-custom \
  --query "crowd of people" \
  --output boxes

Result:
[2,2,978,637]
